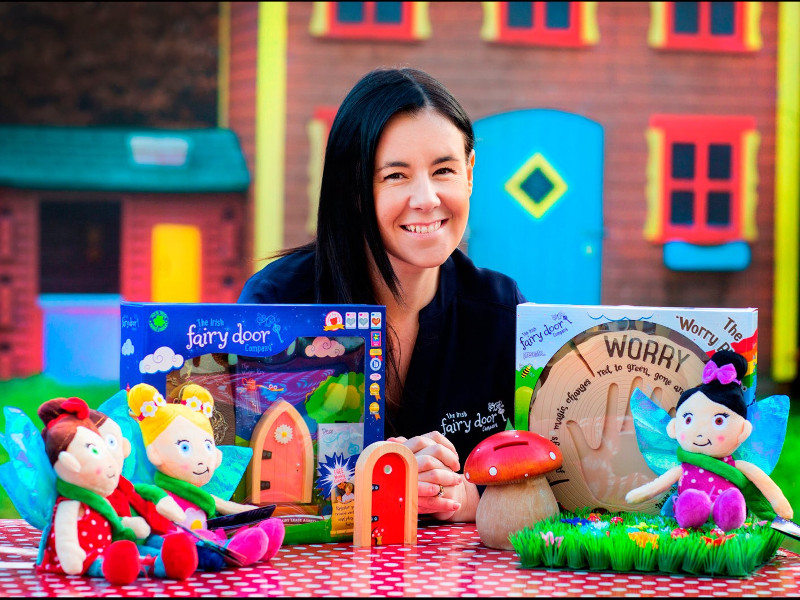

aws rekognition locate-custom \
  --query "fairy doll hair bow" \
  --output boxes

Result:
[702,360,741,386]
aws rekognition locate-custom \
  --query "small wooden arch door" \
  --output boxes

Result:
[353,442,418,547]
[248,400,314,504]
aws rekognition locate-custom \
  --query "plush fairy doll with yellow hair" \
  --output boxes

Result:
[128,383,283,567]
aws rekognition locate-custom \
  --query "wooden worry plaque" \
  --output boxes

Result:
[528,322,708,514]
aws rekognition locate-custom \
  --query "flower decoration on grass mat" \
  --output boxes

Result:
[510,509,782,577]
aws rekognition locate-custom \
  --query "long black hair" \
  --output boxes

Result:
[311,67,475,304]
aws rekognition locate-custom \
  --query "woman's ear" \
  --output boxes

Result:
[146,444,163,467]
[56,451,82,474]
[467,150,475,193]
[215,448,223,470]
[737,419,753,445]
[122,438,132,459]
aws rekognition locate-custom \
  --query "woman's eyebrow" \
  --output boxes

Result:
[376,155,459,171]
[376,160,410,171]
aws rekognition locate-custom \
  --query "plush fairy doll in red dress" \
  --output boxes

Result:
[35,397,197,585]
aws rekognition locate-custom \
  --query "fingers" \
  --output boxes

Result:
[417,463,462,487]
[395,433,460,472]
[385,431,463,515]
[416,480,461,515]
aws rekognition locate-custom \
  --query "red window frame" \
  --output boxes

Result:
[663,2,747,52]
[652,116,753,245]
[496,2,583,47]
[324,2,414,41]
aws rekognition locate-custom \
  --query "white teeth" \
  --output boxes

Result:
[404,221,442,234]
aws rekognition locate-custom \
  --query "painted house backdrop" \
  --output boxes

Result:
[0,2,798,386]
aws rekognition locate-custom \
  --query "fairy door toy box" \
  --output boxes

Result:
[515,303,758,516]
[120,302,386,534]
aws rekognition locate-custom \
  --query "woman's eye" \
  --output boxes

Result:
[86,443,99,455]
[178,441,191,455]
[204,440,213,453]
[434,167,454,176]
[684,415,692,426]
[105,435,118,449]
[385,172,404,180]
[713,415,729,429]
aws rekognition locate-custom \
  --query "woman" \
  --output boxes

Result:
[239,67,525,522]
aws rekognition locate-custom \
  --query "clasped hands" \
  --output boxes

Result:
[386,431,479,522]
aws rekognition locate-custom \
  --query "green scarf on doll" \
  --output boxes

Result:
[676,447,776,521]
[151,471,217,519]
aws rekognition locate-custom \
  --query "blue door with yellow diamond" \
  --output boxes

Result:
[468,109,604,303]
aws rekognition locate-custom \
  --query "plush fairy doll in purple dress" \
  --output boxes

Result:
[626,350,793,531]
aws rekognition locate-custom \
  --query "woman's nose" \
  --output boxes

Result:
[408,176,440,210]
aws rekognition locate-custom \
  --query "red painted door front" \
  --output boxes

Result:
[259,412,306,503]
[370,453,406,545]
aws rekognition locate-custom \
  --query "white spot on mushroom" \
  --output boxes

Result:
[465,473,470,481]
[489,466,498,477]
[549,451,557,461]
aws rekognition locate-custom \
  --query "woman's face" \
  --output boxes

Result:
[373,108,474,276]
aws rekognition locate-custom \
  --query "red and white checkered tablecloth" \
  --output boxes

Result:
[0,519,798,597]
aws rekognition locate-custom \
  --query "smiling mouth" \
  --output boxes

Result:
[402,220,444,234]
[693,440,712,447]
[193,467,210,476]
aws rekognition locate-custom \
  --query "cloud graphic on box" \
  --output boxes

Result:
[121,339,134,356]
[139,346,185,373]
[305,336,345,358]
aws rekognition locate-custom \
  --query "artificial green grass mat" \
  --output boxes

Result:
[510,508,783,578]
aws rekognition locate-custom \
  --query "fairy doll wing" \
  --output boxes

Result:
[629,387,679,476]
[203,445,253,501]
[0,407,56,530]
[98,389,156,484]
[732,394,789,475]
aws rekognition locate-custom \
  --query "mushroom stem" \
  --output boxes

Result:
[475,476,560,550]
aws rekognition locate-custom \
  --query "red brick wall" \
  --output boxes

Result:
[276,2,778,369]
[227,2,259,268]
[0,190,41,378]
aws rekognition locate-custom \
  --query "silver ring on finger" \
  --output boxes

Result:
[436,484,445,497]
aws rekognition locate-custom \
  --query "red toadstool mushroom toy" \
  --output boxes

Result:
[464,430,563,550]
